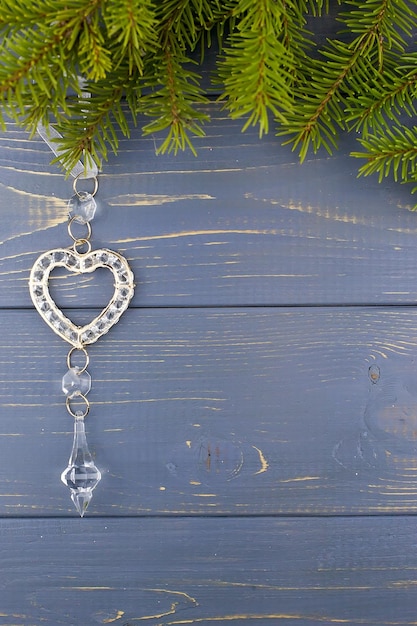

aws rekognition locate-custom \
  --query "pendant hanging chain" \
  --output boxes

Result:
[30,87,135,515]
[67,172,98,254]
[68,216,93,255]
[63,171,96,418]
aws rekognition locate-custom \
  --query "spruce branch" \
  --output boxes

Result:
[218,0,305,135]
[279,0,416,161]
[139,0,214,155]
[346,53,417,136]
[140,36,209,156]
[102,0,158,75]
[1,0,417,209]
[351,125,417,189]
[0,28,73,126]
[48,64,140,175]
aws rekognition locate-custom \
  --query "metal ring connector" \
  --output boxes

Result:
[66,394,90,419]
[73,173,99,199]
[68,215,92,242]
[67,346,90,373]
[72,239,92,255]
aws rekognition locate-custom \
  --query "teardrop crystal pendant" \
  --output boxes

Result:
[61,414,101,517]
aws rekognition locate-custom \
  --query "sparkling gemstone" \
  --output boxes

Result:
[71,490,93,516]
[105,308,116,321]
[40,256,52,268]
[68,330,79,343]
[81,328,97,343]
[106,254,121,269]
[32,285,43,297]
[63,327,79,343]
[54,320,68,333]
[107,254,122,270]
[88,322,107,338]
[108,305,119,317]
[52,250,67,263]
[33,270,44,281]
[45,310,58,323]
[68,192,97,224]
[62,367,91,398]
[61,415,101,517]
[39,299,50,312]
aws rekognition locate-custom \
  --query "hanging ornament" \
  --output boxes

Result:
[29,124,134,516]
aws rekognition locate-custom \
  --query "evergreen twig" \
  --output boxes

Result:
[1,1,417,206]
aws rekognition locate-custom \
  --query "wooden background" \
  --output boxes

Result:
[2,19,417,622]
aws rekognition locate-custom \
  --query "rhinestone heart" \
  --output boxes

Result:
[29,247,135,347]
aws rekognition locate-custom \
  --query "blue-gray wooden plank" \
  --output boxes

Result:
[1,516,417,625]
[1,27,417,620]
[1,307,417,516]
[1,106,417,308]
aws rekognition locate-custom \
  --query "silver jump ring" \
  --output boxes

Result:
[73,173,99,199]
[66,394,90,419]
[67,346,90,373]
[72,239,92,255]
[68,215,92,242]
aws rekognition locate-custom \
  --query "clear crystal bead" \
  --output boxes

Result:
[62,367,91,398]
[45,310,58,323]
[54,320,67,333]
[95,319,108,332]
[66,254,78,268]
[33,269,44,281]
[32,284,43,297]
[59,326,78,343]
[61,415,101,517]
[105,308,116,322]
[113,299,124,310]
[81,328,97,344]
[107,254,121,269]
[39,299,50,312]
[68,330,79,343]
[68,192,97,224]
[52,250,67,263]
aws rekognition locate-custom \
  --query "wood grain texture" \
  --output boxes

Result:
[2,47,417,622]
[1,516,417,625]
[2,307,417,516]
[1,107,417,308]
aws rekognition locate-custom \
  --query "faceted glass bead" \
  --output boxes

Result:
[62,367,91,398]
[68,192,97,224]
[45,310,58,323]
[61,415,101,517]
[52,250,67,263]
[32,285,43,297]
[39,299,50,312]
[33,270,44,281]
[81,329,97,343]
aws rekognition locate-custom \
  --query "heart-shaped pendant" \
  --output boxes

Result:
[29,247,135,348]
